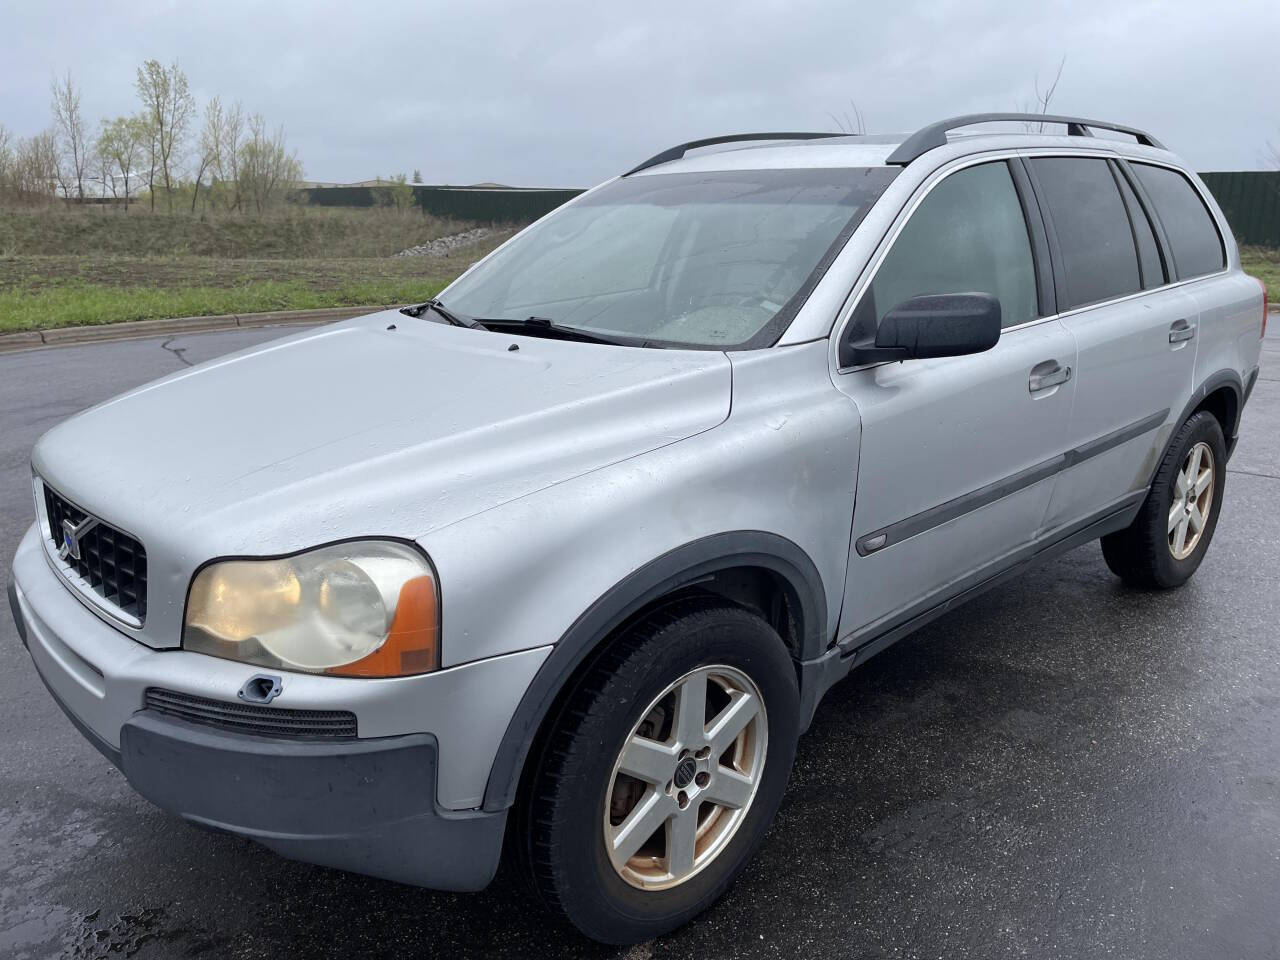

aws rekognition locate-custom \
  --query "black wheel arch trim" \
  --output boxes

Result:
[1157,369,1244,477]
[1243,365,1259,406]
[480,530,828,812]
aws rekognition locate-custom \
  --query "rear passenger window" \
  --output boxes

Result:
[861,161,1037,333]
[1131,163,1225,280]
[1029,157,1141,310]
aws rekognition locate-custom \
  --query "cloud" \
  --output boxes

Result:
[2,0,1277,186]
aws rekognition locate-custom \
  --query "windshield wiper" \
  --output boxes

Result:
[473,316,627,346]
[403,303,629,345]
[402,298,485,329]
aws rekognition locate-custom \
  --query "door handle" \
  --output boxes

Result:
[1169,319,1197,343]
[1029,361,1071,393]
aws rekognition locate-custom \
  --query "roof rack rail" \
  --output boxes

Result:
[623,132,843,176]
[884,113,1165,166]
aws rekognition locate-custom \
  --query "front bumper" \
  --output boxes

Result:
[121,712,503,890]
[9,523,551,890]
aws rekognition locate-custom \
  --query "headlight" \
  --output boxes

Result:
[183,541,439,677]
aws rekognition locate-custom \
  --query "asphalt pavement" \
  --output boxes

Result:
[1,325,1278,959]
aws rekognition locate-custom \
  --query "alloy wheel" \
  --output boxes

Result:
[603,664,767,890]
[1169,440,1214,560]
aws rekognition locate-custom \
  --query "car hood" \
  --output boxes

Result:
[33,311,731,564]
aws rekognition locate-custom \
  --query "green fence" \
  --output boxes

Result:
[299,184,584,223]
[300,173,1280,247]
[1199,172,1280,248]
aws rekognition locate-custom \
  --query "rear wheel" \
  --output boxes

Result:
[517,600,799,944]
[1101,410,1226,589]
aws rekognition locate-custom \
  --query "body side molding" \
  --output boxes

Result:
[856,409,1168,556]
[480,531,827,812]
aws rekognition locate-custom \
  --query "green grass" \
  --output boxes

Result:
[1240,246,1279,304]
[0,227,514,332]
[0,277,451,331]
[0,206,477,259]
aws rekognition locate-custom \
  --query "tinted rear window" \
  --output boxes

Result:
[1115,170,1165,289]
[1030,157,1141,310]
[1131,163,1225,280]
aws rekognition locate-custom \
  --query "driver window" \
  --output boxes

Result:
[856,161,1037,337]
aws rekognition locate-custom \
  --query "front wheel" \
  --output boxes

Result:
[517,601,799,944]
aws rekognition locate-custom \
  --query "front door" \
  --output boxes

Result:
[832,158,1078,644]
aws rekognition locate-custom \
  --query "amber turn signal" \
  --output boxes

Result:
[325,576,439,678]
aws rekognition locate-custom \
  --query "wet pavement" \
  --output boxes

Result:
[1,326,1277,959]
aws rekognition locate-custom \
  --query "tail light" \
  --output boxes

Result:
[1254,275,1268,338]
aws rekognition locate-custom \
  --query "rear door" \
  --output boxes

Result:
[1025,154,1200,533]
[1125,161,1253,428]
[832,158,1078,644]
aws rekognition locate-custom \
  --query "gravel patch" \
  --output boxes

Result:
[395,227,493,258]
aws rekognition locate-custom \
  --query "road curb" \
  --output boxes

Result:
[0,304,402,355]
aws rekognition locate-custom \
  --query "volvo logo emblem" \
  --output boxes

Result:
[59,516,99,562]
[673,756,698,790]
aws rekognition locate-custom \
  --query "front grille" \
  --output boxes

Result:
[144,688,359,740]
[43,484,148,622]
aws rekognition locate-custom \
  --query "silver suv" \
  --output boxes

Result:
[8,114,1266,943]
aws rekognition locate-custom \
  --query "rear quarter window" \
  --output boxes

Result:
[1115,170,1166,289]
[1131,163,1226,280]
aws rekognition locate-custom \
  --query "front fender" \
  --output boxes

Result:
[479,530,827,811]
[415,340,861,812]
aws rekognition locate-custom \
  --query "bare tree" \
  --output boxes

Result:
[827,99,866,135]
[1018,57,1066,131]
[1267,130,1280,169]
[0,125,12,202]
[97,116,147,209]
[238,113,303,212]
[215,101,245,212]
[0,127,56,206]
[2,129,60,205]
[93,132,115,200]
[139,111,159,210]
[50,71,89,200]
[191,96,223,213]
[28,130,61,199]
[134,59,195,211]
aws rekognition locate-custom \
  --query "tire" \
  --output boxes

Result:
[1101,410,1227,589]
[515,599,799,944]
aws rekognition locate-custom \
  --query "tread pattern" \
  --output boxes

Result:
[511,597,795,942]
[1101,410,1225,589]
[524,600,735,917]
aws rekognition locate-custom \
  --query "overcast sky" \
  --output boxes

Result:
[3,0,1278,187]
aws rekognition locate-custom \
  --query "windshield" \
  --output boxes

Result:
[439,167,898,349]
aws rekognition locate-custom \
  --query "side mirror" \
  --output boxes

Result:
[842,293,1001,367]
